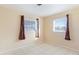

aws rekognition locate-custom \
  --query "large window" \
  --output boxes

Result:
[24,20,37,32]
[53,16,67,32]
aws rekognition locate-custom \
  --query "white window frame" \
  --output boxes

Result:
[53,16,67,32]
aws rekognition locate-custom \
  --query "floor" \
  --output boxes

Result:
[3,41,78,55]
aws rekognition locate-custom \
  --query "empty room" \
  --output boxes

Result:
[0,4,79,55]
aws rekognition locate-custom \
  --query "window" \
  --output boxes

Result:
[24,20,37,32]
[24,19,37,39]
[53,16,67,32]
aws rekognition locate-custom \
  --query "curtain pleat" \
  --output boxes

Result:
[19,15,25,40]
[65,14,71,40]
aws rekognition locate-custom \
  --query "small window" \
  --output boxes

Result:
[53,16,67,32]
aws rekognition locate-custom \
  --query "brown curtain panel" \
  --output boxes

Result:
[35,18,39,38]
[18,15,25,40]
[65,14,71,40]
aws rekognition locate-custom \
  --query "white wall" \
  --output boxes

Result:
[43,7,79,51]
[0,6,44,53]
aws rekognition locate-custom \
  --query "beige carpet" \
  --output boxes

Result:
[3,41,78,55]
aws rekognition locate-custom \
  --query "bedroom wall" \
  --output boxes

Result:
[43,7,79,51]
[0,6,44,53]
